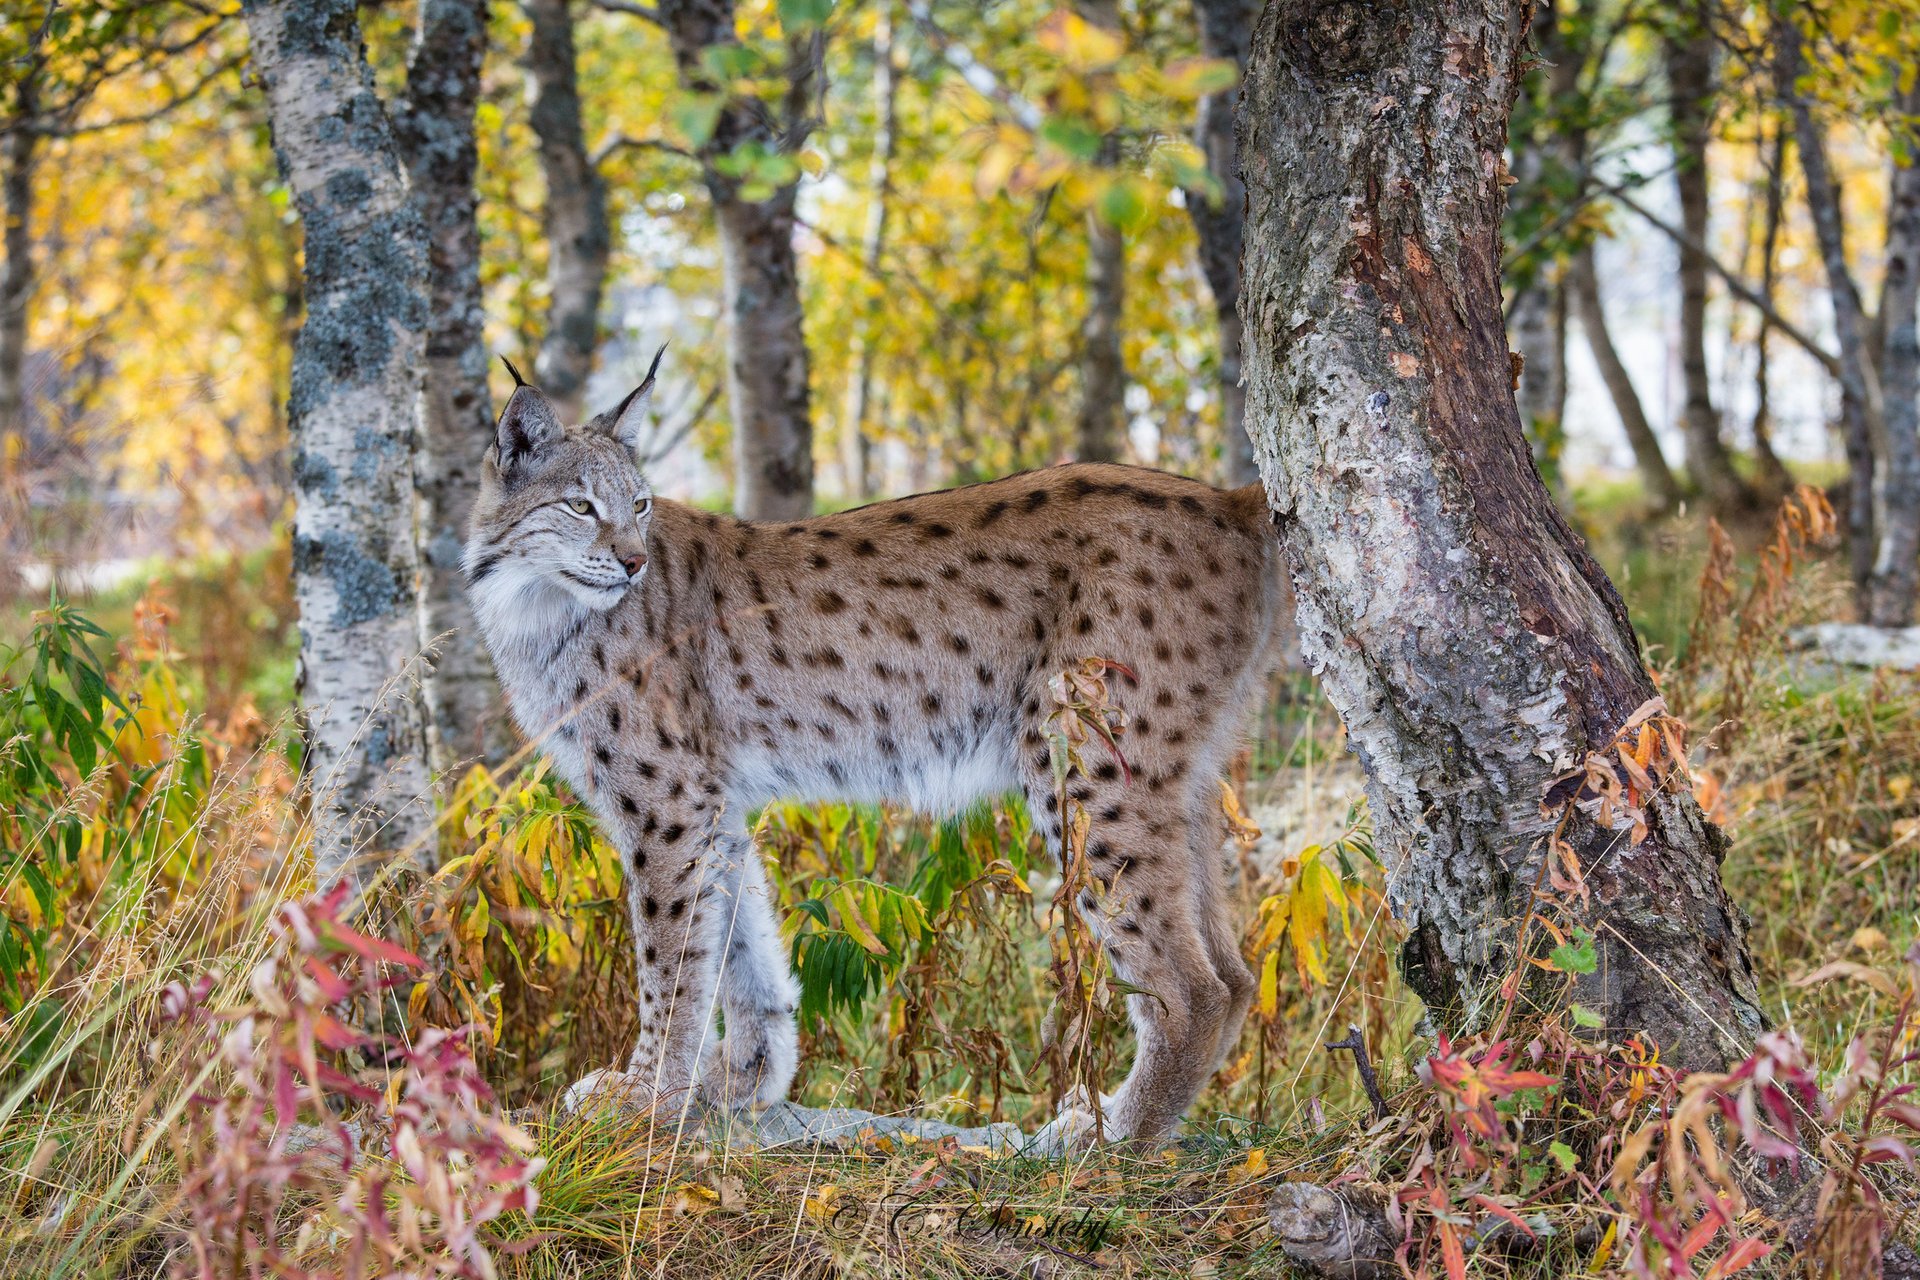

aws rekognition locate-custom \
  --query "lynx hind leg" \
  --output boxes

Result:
[1021,761,1232,1148]
[697,827,800,1110]
[1188,786,1255,1077]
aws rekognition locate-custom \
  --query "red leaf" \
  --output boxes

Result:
[1702,1236,1773,1280]
[321,922,424,971]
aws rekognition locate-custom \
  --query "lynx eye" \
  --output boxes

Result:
[565,498,594,517]
[634,496,652,517]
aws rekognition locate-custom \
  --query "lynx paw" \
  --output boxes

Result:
[560,1068,660,1118]
[1029,1087,1125,1154]
[697,1016,798,1110]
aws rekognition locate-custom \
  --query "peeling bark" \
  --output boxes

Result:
[1870,85,1920,628]
[1187,0,1259,486]
[1665,27,1752,516]
[1569,244,1683,513]
[1781,20,1882,612]
[242,0,436,886]
[394,0,513,777]
[1238,0,1762,1067]
[526,0,609,422]
[660,0,815,520]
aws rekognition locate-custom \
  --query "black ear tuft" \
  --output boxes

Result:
[501,355,529,388]
[588,343,668,457]
[496,384,563,466]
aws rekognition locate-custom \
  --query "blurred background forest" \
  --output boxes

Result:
[2,0,1919,1275]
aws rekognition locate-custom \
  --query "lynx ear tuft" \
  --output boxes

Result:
[588,342,668,457]
[496,382,563,466]
[500,354,530,388]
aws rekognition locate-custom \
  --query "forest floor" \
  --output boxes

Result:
[1,486,1917,1277]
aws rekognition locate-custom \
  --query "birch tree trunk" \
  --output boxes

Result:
[1747,118,1795,500]
[1238,0,1762,1067]
[1872,90,1920,627]
[1073,0,1126,466]
[1187,0,1259,486]
[1781,21,1882,611]
[526,0,609,423]
[1665,27,1752,515]
[0,72,36,442]
[242,0,435,886]
[841,3,899,503]
[394,0,509,777]
[660,0,815,521]
[1569,244,1683,512]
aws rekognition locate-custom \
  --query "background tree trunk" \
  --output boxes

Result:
[1238,0,1762,1067]
[1781,21,1882,612]
[1076,204,1126,464]
[242,0,436,887]
[661,0,815,521]
[1871,87,1920,627]
[1747,117,1795,500]
[526,0,609,423]
[1073,0,1126,466]
[841,2,899,503]
[394,0,510,777]
[1665,27,1752,515]
[1569,244,1684,512]
[1187,0,1258,486]
[0,71,37,442]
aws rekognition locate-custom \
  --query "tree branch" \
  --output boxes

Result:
[903,0,1043,132]
[589,132,695,168]
[588,0,663,24]
[1602,182,1841,379]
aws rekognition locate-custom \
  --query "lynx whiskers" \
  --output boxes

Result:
[464,363,1289,1146]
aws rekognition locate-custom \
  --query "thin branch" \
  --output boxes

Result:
[589,132,695,168]
[50,52,243,137]
[588,0,662,25]
[1602,182,1842,379]
[1326,1024,1389,1122]
[903,0,1043,133]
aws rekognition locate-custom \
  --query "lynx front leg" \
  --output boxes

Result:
[571,806,728,1118]
[698,827,800,1110]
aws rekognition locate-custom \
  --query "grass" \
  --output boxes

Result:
[0,487,1915,1277]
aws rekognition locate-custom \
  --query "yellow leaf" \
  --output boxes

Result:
[804,1184,841,1222]
[834,886,889,955]
[1256,948,1279,1019]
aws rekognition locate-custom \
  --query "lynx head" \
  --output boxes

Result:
[463,348,663,626]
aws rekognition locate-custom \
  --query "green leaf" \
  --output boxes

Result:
[1569,1003,1605,1028]
[1039,114,1103,161]
[1549,1140,1578,1174]
[1549,927,1598,975]
[778,0,834,27]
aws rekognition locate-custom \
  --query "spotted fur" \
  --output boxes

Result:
[465,376,1289,1145]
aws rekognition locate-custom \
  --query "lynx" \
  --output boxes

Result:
[463,361,1288,1147]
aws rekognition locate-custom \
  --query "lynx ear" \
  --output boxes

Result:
[587,343,667,458]
[495,359,563,466]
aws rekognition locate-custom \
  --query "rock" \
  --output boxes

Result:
[1788,624,1920,670]
[1265,1182,1400,1279]
[704,1100,1027,1153]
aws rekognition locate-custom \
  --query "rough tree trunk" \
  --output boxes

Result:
[1666,28,1752,515]
[1570,244,1684,513]
[0,73,36,442]
[526,0,610,423]
[840,2,899,503]
[1238,0,1762,1065]
[1872,86,1920,627]
[1187,0,1259,486]
[1781,21,1881,612]
[660,0,815,521]
[242,0,436,886]
[394,0,511,777]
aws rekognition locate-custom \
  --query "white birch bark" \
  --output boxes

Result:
[242,0,435,887]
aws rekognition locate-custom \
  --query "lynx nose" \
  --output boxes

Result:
[620,552,646,578]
